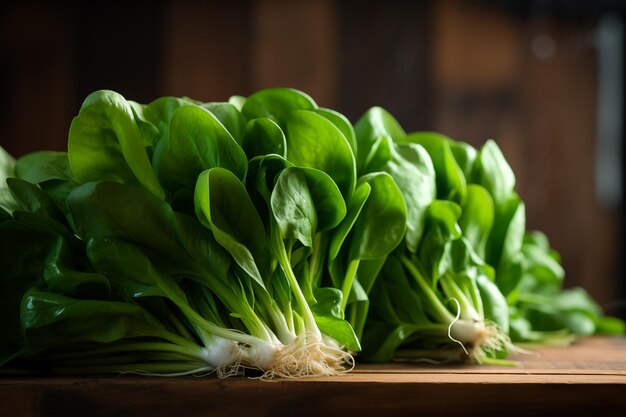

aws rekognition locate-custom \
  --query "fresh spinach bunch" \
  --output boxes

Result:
[357,118,623,364]
[0,88,407,377]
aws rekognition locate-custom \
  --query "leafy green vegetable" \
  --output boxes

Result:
[1,86,622,378]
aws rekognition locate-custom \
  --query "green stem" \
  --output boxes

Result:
[440,274,479,321]
[272,225,320,338]
[176,301,268,347]
[308,232,328,288]
[400,255,455,324]
[167,307,195,341]
[340,259,360,313]
[256,287,296,344]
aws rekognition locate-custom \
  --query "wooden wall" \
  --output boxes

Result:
[0,0,622,316]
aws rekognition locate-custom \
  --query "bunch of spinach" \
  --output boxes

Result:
[0,88,408,377]
[351,112,623,364]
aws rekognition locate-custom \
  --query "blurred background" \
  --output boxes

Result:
[1,0,624,318]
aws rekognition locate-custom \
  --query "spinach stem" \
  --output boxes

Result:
[341,259,360,313]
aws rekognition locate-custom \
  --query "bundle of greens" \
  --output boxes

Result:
[0,87,622,377]
[353,120,624,363]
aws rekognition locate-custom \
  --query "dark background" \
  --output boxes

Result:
[1,0,624,318]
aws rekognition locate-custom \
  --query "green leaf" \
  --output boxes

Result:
[195,168,269,287]
[242,118,287,159]
[68,181,231,281]
[242,87,317,126]
[354,107,406,174]
[43,237,111,299]
[137,96,194,146]
[487,194,525,269]
[475,140,516,210]
[449,141,477,179]
[286,110,356,199]
[404,132,467,203]
[87,237,180,301]
[0,147,19,214]
[459,184,494,258]
[0,221,58,364]
[201,102,247,146]
[15,151,74,184]
[329,183,371,264]
[476,274,509,332]
[418,200,463,281]
[228,95,246,111]
[153,105,248,193]
[297,167,346,232]
[360,321,420,363]
[21,288,168,352]
[313,108,357,153]
[383,144,436,252]
[347,172,407,261]
[7,178,65,222]
[270,168,317,248]
[68,90,164,200]
[595,316,626,334]
[311,287,360,351]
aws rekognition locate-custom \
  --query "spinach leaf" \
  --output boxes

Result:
[242,88,317,127]
[152,105,247,194]
[68,90,164,199]
[286,110,356,199]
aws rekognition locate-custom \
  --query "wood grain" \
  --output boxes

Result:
[1,337,624,417]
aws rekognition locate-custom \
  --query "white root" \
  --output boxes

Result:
[258,333,354,379]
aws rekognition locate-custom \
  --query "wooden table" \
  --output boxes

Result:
[1,336,624,417]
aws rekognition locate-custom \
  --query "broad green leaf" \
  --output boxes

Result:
[195,168,269,287]
[354,107,406,174]
[459,184,494,258]
[153,105,247,193]
[242,87,317,126]
[201,102,247,145]
[228,95,246,111]
[21,288,168,352]
[348,172,407,261]
[362,135,393,174]
[15,151,74,184]
[0,221,58,364]
[242,118,286,159]
[68,181,231,281]
[329,182,371,262]
[405,132,467,203]
[360,321,421,363]
[286,110,356,199]
[313,108,357,154]
[270,168,317,248]
[44,237,111,299]
[475,139,515,210]
[476,274,509,332]
[418,200,462,282]
[298,167,346,231]
[487,194,525,269]
[449,141,477,179]
[311,287,360,351]
[313,315,361,352]
[383,143,436,252]
[68,90,164,200]
[88,237,181,301]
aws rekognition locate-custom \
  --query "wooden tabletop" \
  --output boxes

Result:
[1,336,625,417]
